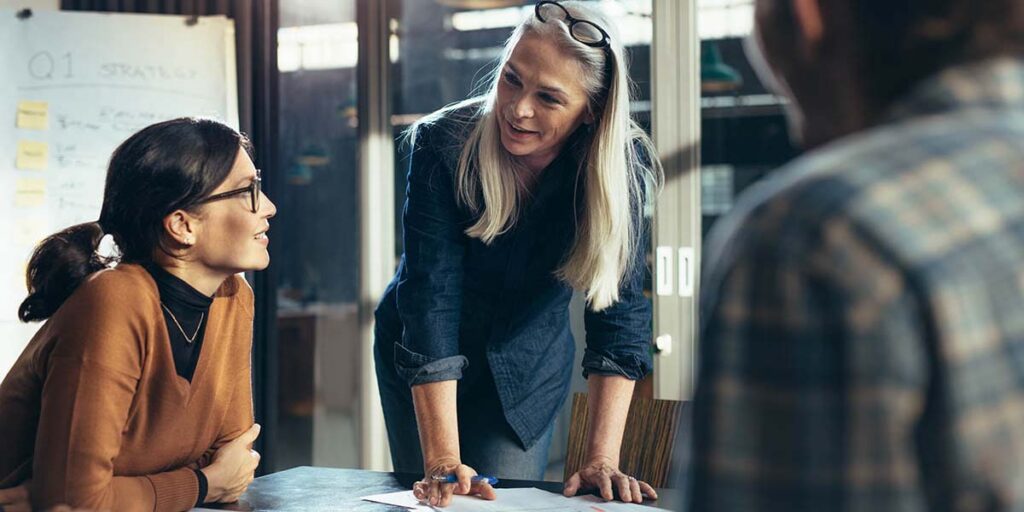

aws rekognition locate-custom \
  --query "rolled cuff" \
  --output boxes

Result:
[146,467,201,512]
[581,348,650,381]
[394,343,469,386]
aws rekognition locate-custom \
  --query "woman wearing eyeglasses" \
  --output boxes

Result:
[374,1,663,507]
[0,118,277,512]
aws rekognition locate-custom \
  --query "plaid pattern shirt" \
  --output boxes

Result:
[691,57,1024,512]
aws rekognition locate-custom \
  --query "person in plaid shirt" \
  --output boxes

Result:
[691,0,1024,510]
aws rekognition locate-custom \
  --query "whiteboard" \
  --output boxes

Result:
[0,9,238,378]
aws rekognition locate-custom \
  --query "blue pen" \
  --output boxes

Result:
[431,474,499,486]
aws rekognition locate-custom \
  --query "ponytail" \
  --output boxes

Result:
[19,221,114,322]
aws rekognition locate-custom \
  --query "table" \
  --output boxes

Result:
[202,466,682,511]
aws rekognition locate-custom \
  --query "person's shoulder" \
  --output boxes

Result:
[419,99,482,135]
[410,98,485,161]
[703,122,940,279]
[628,131,656,163]
[215,273,255,319]
[702,135,879,276]
[53,263,159,331]
[47,263,158,365]
[623,131,661,206]
[705,110,1024,305]
[71,263,158,312]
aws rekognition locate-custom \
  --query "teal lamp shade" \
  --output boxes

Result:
[701,41,743,93]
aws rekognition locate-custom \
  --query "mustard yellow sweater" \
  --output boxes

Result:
[0,263,254,512]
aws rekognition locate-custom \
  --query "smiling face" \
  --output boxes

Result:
[495,34,594,172]
[190,147,277,273]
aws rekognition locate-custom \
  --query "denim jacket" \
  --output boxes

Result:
[374,107,653,449]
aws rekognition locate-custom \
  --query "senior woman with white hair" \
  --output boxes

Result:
[374,1,663,507]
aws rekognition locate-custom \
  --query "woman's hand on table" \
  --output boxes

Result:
[563,456,657,504]
[412,457,496,507]
[202,423,262,503]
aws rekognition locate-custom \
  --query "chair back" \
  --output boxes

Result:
[563,392,687,488]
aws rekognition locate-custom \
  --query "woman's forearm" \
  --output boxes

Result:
[584,374,635,466]
[411,380,461,470]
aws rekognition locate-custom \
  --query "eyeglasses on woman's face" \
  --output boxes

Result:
[197,168,262,213]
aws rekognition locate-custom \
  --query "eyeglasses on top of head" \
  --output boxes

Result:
[197,168,262,213]
[535,0,611,48]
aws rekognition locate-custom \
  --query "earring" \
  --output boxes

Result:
[184,237,194,246]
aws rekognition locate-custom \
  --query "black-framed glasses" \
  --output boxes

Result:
[198,168,262,213]
[535,1,610,48]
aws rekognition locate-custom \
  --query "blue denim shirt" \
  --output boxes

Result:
[374,108,653,449]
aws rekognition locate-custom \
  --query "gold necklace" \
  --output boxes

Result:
[160,302,205,345]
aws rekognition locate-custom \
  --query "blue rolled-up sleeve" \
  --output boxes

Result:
[393,344,469,386]
[393,123,470,386]
[582,203,654,381]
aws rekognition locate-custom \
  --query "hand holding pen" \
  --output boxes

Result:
[431,474,499,486]
[412,458,497,507]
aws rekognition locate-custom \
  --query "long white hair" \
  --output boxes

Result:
[415,1,662,312]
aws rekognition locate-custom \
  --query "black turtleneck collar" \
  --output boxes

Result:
[142,262,213,383]
[144,262,214,310]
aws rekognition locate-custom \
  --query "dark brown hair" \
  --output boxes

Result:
[19,117,251,322]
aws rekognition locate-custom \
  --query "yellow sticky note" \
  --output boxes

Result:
[15,178,46,207]
[16,101,49,130]
[15,141,48,170]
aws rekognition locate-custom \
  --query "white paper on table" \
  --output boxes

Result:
[360,490,433,510]
[439,488,573,511]
[362,488,559,511]
[360,487,673,512]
